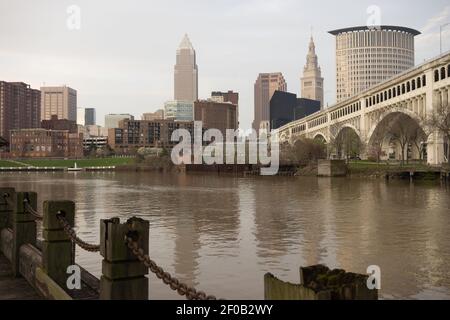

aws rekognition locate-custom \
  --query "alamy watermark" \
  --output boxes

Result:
[66,5,81,31]
[170,122,280,176]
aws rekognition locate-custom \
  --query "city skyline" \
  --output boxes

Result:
[1,0,449,130]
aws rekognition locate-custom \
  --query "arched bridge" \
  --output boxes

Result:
[277,52,450,165]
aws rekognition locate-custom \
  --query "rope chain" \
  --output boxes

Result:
[4,193,218,299]
[23,199,44,220]
[125,236,219,301]
[56,214,101,252]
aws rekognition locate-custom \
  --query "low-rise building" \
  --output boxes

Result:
[142,109,164,121]
[108,119,194,154]
[10,128,83,158]
[105,114,134,129]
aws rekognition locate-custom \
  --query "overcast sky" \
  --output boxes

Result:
[1,0,450,129]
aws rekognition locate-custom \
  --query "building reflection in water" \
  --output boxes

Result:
[1,172,450,299]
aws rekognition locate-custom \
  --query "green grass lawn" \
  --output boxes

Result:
[0,160,26,167]
[348,160,433,173]
[0,158,134,168]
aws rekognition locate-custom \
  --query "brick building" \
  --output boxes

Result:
[0,81,41,142]
[108,119,194,154]
[9,129,83,158]
[194,100,237,137]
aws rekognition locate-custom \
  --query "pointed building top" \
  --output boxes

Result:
[308,36,316,53]
[178,34,194,50]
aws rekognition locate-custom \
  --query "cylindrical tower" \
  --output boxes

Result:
[329,26,421,102]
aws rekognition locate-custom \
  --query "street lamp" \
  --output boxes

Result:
[440,22,450,54]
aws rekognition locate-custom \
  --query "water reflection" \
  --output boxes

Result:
[0,172,449,299]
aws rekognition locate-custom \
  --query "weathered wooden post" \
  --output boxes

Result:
[42,200,75,288]
[0,188,15,230]
[99,217,149,300]
[11,192,38,277]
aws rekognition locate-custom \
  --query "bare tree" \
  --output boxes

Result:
[424,103,450,164]
[409,126,428,162]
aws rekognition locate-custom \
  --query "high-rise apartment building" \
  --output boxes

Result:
[84,108,96,125]
[300,37,324,108]
[105,114,134,129]
[164,101,194,121]
[329,26,420,102]
[174,34,198,102]
[253,73,287,131]
[41,86,77,121]
[0,81,41,142]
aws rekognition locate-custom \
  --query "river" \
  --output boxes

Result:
[1,171,449,300]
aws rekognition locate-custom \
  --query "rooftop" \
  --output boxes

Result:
[329,25,421,36]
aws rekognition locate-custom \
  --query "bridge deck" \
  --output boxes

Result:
[0,253,42,300]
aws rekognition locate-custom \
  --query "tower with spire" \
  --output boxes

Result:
[300,36,324,108]
[174,34,198,102]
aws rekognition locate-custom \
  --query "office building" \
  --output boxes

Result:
[164,100,194,121]
[40,86,77,121]
[0,81,41,142]
[300,37,324,108]
[194,100,238,137]
[105,114,134,129]
[270,91,320,130]
[253,73,287,131]
[174,34,198,102]
[84,108,96,125]
[77,107,85,125]
[211,91,239,128]
[329,26,420,102]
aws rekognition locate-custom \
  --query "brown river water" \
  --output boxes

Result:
[1,171,450,299]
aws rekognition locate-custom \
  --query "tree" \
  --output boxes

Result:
[424,103,450,163]
[280,138,326,166]
[328,122,362,161]
[390,116,413,165]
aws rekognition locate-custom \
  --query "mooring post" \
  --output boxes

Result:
[0,188,15,230]
[11,192,38,277]
[99,217,149,300]
[42,200,75,288]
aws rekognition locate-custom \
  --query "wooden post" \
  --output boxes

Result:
[42,200,75,288]
[11,192,37,277]
[99,217,149,300]
[0,188,15,230]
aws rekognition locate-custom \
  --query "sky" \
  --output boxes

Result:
[1,0,450,129]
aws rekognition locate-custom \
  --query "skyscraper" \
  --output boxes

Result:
[329,26,420,102]
[174,34,198,102]
[300,37,324,108]
[41,86,77,121]
[253,73,287,131]
[0,81,41,142]
[85,108,96,125]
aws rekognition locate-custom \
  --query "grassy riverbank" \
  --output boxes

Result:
[0,158,134,168]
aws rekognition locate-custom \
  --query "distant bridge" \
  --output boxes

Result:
[277,52,450,165]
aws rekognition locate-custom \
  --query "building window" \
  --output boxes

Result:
[435,70,440,82]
